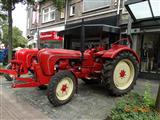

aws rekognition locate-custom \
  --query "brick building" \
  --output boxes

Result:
[26,0,160,79]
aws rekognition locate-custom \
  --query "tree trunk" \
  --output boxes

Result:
[156,82,160,113]
[8,0,12,62]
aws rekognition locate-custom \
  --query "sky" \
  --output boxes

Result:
[12,3,27,37]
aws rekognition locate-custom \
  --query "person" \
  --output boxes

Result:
[141,43,148,72]
[147,41,154,71]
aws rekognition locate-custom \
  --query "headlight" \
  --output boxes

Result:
[54,64,59,70]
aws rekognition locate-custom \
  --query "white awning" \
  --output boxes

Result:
[39,26,65,33]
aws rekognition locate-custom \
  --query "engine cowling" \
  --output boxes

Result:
[15,48,38,68]
[38,48,81,75]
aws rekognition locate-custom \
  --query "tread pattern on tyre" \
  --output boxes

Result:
[47,70,76,106]
[102,52,139,96]
[4,64,13,81]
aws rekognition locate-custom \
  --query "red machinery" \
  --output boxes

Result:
[0,24,140,106]
[3,48,38,81]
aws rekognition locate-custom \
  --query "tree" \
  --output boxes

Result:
[156,83,160,113]
[52,0,65,11]
[0,0,33,61]
[2,24,27,48]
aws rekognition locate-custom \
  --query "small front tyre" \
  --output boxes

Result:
[4,63,13,81]
[47,70,76,106]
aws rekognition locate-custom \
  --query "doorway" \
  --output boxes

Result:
[140,33,160,74]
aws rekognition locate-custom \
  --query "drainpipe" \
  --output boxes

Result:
[63,0,68,48]
[117,0,121,15]
[116,0,121,26]
[64,0,68,25]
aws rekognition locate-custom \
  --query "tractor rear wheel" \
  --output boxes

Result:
[47,70,76,106]
[102,52,138,96]
[4,63,13,81]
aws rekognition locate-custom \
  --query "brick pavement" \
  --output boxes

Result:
[0,75,159,120]
[0,77,51,120]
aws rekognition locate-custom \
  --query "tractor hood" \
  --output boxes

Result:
[38,48,81,75]
[15,48,38,67]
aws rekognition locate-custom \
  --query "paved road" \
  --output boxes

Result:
[0,75,159,120]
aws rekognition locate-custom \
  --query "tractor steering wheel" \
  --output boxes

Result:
[88,43,94,49]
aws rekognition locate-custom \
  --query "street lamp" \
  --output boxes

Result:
[125,0,160,21]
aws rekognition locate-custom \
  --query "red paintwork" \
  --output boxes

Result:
[120,70,126,78]
[0,38,140,88]
[61,84,68,93]
[38,49,81,75]
[40,31,63,41]
[101,45,140,63]
[0,69,17,75]
[10,48,38,75]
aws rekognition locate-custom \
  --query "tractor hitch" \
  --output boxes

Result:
[0,69,17,76]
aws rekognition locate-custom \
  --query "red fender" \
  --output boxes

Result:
[102,45,140,63]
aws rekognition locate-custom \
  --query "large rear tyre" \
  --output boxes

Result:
[47,70,76,106]
[102,52,138,96]
[4,63,13,81]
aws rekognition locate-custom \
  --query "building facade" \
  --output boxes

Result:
[26,0,160,80]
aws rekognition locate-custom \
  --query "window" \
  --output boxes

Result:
[42,6,55,23]
[122,0,128,14]
[83,0,111,12]
[70,5,75,16]
[60,9,65,19]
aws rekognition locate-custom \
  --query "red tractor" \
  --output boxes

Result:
[0,24,140,106]
[3,48,38,81]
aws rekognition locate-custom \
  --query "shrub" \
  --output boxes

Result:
[110,92,160,120]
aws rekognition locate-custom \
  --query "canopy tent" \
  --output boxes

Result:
[125,0,160,22]
[58,24,120,38]
[58,24,120,50]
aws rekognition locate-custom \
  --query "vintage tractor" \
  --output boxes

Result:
[3,48,38,81]
[0,24,140,106]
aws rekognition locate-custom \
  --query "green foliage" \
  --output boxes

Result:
[143,82,155,107]
[0,0,34,10]
[0,14,7,21]
[52,0,65,11]
[2,24,27,48]
[110,92,160,120]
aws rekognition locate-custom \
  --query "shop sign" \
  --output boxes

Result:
[40,31,63,41]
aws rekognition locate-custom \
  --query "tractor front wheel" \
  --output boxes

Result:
[102,52,138,96]
[4,63,13,81]
[47,70,76,106]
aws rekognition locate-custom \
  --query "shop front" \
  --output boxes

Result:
[40,31,63,49]
[125,0,160,79]
[140,33,160,77]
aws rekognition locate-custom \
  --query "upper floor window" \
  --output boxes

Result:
[42,6,55,23]
[122,0,128,13]
[70,5,75,16]
[60,9,65,19]
[83,0,111,12]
